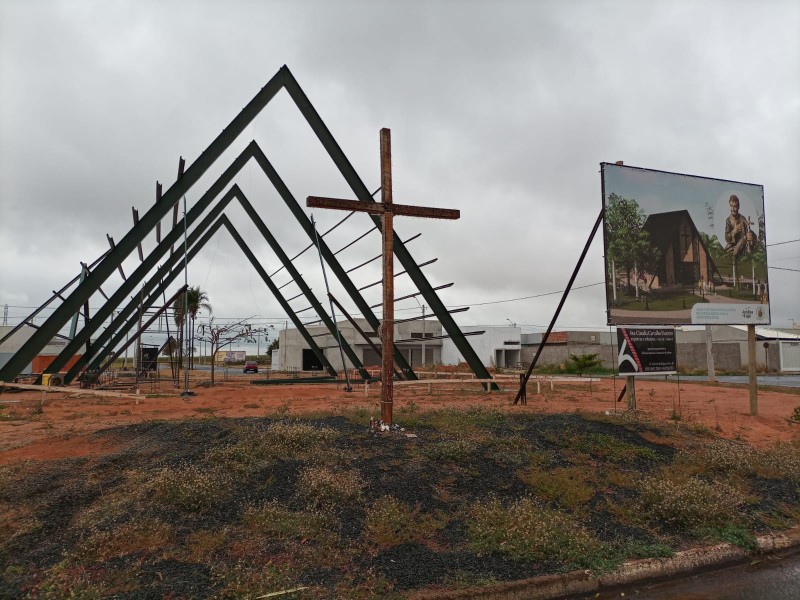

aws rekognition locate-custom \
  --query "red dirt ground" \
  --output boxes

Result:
[2,374,800,465]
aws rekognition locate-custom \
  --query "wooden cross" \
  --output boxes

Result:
[307,128,459,425]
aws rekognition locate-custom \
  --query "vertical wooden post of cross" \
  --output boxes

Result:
[307,128,460,426]
[380,129,395,425]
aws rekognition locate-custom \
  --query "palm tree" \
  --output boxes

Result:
[174,286,212,369]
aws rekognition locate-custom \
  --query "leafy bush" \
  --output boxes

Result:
[568,353,604,377]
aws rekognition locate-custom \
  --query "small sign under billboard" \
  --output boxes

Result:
[601,163,770,326]
[617,327,677,375]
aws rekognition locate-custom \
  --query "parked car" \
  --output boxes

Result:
[243,361,258,374]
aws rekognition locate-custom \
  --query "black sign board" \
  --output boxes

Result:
[616,327,677,375]
[140,346,159,372]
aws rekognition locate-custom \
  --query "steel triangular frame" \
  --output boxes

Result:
[0,65,492,387]
[69,198,359,383]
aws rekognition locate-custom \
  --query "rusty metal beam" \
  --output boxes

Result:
[171,157,185,256]
[155,182,162,243]
[132,207,144,261]
[369,283,454,309]
[333,227,374,256]
[345,232,422,274]
[269,211,356,278]
[394,306,468,324]
[106,235,126,280]
[329,293,402,379]
[357,258,437,291]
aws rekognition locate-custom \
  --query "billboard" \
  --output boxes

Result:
[616,327,676,375]
[224,351,246,364]
[601,163,770,325]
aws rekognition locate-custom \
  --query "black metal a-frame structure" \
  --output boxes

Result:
[0,65,497,388]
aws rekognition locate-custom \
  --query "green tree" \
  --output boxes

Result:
[604,194,660,296]
[568,353,603,377]
[698,232,725,261]
[173,286,212,369]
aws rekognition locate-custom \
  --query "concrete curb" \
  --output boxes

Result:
[410,527,800,600]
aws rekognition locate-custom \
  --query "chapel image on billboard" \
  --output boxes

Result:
[600,163,770,326]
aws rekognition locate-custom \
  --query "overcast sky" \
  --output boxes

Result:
[1,0,798,347]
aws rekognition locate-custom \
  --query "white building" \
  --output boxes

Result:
[440,325,522,368]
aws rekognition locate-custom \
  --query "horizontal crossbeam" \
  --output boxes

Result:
[308,197,460,220]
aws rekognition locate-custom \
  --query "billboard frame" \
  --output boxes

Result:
[601,162,770,327]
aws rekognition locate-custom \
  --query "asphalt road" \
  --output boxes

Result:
[638,374,800,388]
[583,548,800,599]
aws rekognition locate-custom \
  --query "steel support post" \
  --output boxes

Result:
[514,209,604,404]
[748,324,758,415]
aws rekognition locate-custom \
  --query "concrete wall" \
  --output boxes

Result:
[277,318,443,372]
[276,322,797,374]
[520,344,618,369]
[441,326,521,368]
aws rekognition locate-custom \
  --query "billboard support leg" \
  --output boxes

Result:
[706,325,716,382]
[748,324,758,415]
[513,209,603,404]
[626,375,636,410]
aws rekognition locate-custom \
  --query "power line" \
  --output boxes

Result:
[768,238,800,247]
[770,266,800,273]
[448,282,605,308]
